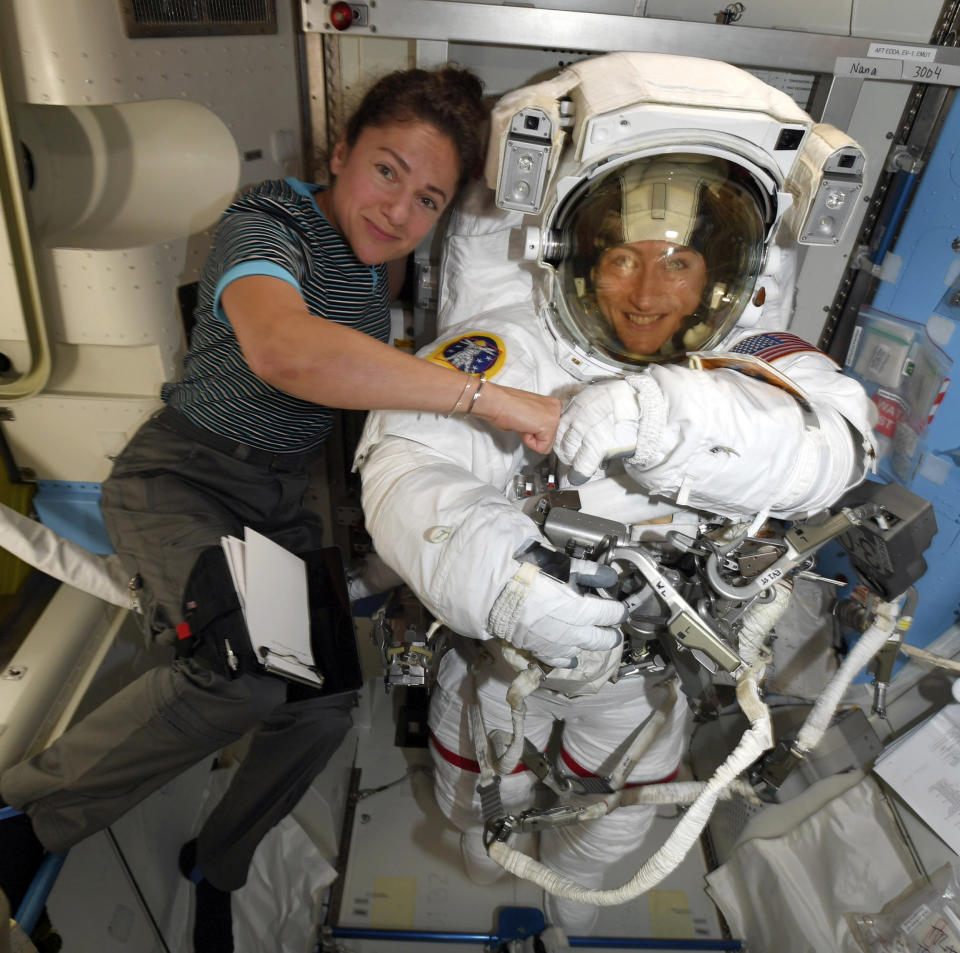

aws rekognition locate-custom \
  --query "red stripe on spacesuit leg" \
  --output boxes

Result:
[560,747,679,788]
[429,730,531,774]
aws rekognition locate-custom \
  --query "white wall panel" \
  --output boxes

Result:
[852,0,945,42]
[644,0,853,35]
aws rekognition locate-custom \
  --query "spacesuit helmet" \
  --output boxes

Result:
[548,153,768,367]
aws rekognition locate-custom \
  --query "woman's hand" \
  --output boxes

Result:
[472,383,561,454]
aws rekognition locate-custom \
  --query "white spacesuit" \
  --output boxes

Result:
[355,52,876,935]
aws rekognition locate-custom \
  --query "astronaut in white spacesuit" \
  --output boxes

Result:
[355,52,876,935]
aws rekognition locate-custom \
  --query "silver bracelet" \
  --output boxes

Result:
[443,373,474,418]
[464,372,486,415]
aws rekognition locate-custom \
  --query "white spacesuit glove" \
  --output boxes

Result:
[486,546,625,669]
[555,378,645,485]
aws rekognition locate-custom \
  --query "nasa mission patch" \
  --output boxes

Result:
[426,332,506,377]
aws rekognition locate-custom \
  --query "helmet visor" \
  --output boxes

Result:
[552,154,768,366]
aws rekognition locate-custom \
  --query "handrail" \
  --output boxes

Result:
[0,46,51,400]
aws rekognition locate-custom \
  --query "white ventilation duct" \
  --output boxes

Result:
[15,98,239,249]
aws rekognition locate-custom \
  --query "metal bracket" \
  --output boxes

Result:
[885,144,924,176]
[851,244,884,277]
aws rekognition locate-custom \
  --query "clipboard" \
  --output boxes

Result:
[221,528,323,689]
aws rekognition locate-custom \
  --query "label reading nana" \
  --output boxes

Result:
[836,57,904,80]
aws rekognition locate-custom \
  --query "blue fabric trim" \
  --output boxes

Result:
[213,262,301,324]
[284,176,322,199]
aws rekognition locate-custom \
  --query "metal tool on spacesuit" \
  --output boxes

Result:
[483,478,937,824]
[370,585,440,691]
[530,481,929,684]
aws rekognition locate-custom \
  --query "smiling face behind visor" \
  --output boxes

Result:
[552,155,768,367]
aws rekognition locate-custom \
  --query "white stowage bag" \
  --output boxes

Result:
[178,760,339,953]
[232,816,338,953]
[705,772,919,953]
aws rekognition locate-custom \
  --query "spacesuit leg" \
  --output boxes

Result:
[428,645,550,884]
[540,677,690,935]
[541,804,657,935]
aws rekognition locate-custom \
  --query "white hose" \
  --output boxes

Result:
[488,663,543,775]
[619,779,762,807]
[0,501,133,609]
[520,778,763,829]
[737,578,793,668]
[795,601,898,755]
[488,672,772,904]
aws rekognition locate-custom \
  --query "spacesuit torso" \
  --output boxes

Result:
[356,300,873,648]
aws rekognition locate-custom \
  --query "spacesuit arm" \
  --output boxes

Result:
[359,432,535,638]
[359,432,623,662]
[624,357,873,518]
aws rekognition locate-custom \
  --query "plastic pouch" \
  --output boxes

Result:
[844,307,952,486]
[846,860,960,953]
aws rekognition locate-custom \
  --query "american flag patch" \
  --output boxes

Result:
[731,332,821,363]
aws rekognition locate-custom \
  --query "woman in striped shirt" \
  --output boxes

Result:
[0,65,558,953]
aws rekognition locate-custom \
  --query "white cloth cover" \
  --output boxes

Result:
[0,501,132,608]
[705,773,919,953]
[233,816,337,953]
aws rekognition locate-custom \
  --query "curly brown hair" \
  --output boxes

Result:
[344,66,487,190]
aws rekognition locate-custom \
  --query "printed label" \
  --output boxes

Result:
[868,43,935,61]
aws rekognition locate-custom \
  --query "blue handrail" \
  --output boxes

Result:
[328,925,743,950]
[14,851,68,936]
[869,168,920,267]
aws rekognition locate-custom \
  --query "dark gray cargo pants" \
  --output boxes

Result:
[0,410,353,891]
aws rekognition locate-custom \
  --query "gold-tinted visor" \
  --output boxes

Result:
[551,154,768,366]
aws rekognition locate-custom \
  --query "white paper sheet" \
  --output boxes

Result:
[219,528,323,688]
[874,703,960,856]
[221,534,247,609]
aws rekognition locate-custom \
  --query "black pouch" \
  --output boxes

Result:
[176,545,259,678]
[293,547,365,701]
[176,544,364,697]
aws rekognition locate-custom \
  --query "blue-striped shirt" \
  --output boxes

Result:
[162,178,390,451]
